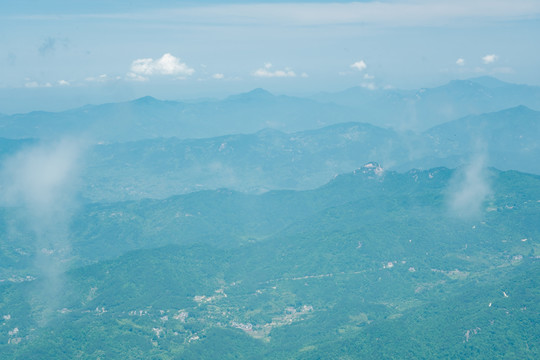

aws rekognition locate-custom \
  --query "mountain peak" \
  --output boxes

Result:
[249,88,272,96]
[227,88,274,101]
[132,96,160,104]
[354,162,384,176]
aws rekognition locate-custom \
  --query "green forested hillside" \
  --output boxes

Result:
[1,166,538,358]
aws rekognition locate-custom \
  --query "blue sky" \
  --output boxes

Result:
[1,0,540,113]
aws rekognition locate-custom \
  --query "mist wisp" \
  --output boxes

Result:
[0,138,84,323]
[446,150,492,219]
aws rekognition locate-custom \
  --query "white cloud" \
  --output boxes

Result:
[212,73,224,79]
[252,63,296,78]
[57,80,70,86]
[130,53,195,76]
[456,58,465,66]
[482,54,498,64]
[301,72,309,78]
[363,73,375,80]
[351,60,367,71]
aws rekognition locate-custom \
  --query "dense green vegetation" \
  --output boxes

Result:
[1,166,538,358]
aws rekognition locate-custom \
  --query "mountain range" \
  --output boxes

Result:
[312,76,540,130]
[1,76,539,359]
[1,77,539,143]
[1,104,538,202]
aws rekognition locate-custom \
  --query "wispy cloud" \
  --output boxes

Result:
[126,72,149,82]
[38,37,69,56]
[456,58,465,66]
[130,53,194,76]
[85,74,116,82]
[38,37,56,56]
[1,139,82,214]
[25,81,52,88]
[212,73,224,80]
[0,139,85,323]
[12,1,539,27]
[446,150,492,219]
[22,79,73,88]
[252,63,296,78]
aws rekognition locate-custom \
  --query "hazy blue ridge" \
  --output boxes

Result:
[0,103,538,203]
[2,77,540,143]
[311,76,540,130]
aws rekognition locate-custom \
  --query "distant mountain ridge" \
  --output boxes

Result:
[80,105,540,201]
[0,90,358,142]
[312,76,540,129]
[1,105,539,202]
[1,77,539,142]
